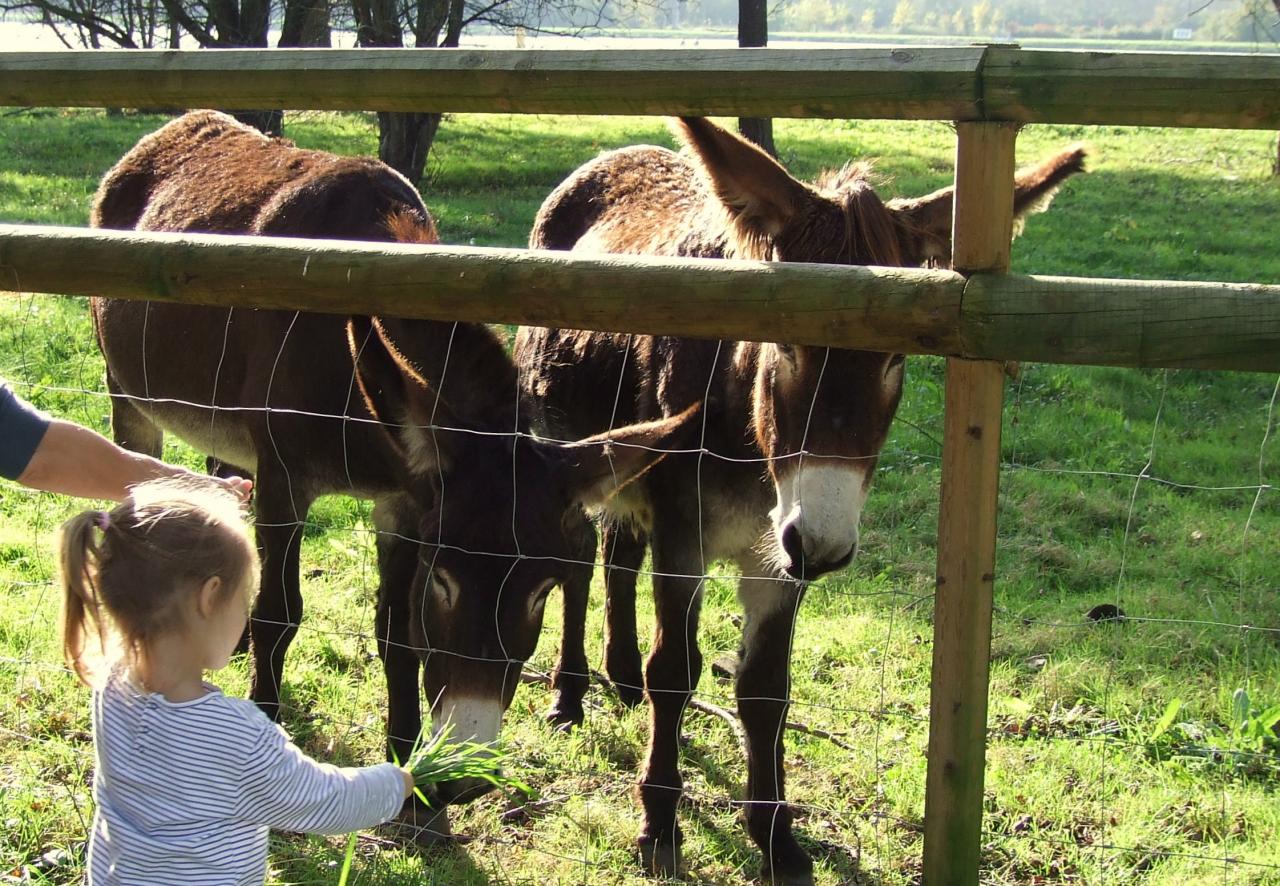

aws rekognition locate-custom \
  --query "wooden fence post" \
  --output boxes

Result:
[921,120,1018,885]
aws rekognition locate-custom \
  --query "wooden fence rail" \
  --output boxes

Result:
[2,46,1280,128]
[2,224,1277,372]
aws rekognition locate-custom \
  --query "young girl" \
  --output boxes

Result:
[61,478,413,885]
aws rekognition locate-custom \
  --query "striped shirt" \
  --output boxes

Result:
[87,670,405,886]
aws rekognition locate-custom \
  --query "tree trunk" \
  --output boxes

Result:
[376,112,442,185]
[737,0,776,157]
[281,0,331,47]
[160,0,280,134]
[1273,1,1279,176]
[354,0,460,184]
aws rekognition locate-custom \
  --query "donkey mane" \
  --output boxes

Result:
[384,208,440,244]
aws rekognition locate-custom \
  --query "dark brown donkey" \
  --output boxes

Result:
[515,117,1085,882]
[90,110,695,804]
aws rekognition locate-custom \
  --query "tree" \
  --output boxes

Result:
[352,0,647,183]
[1272,0,1280,175]
[890,0,914,32]
[280,0,331,45]
[1195,0,1280,175]
[11,0,332,132]
[969,0,991,35]
[350,0,461,186]
[0,0,173,49]
[166,0,277,131]
[737,0,776,157]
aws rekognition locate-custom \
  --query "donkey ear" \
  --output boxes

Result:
[1010,144,1087,229]
[671,117,813,243]
[886,184,955,267]
[348,316,454,475]
[557,404,702,510]
[887,144,1087,267]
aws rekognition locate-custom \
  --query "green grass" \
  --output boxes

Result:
[2,108,1279,884]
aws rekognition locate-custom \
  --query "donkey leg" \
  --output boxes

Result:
[373,495,423,765]
[105,371,162,458]
[248,471,314,722]
[636,526,704,878]
[736,569,813,885]
[548,513,595,729]
[603,521,647,707]
[370,497,453,848]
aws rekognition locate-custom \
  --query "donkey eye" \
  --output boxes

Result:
[430,568,459,608]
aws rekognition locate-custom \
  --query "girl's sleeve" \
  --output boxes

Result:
[233,718,405,835]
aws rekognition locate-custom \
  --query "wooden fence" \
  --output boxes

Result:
[1,44,1278,886]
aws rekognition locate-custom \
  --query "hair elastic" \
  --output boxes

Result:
[93,511,111,531]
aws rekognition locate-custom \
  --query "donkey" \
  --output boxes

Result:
[89,110,696,805]
[514,117,1085,882]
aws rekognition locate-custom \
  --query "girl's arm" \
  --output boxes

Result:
[235,721,412,835]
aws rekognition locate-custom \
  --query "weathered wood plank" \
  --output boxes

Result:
[0,47,985,119]
[3,225,1279,369]
[0,224,965,353]
[962,273,1280,371]
[983,47,1280,130]
[923,121,1016,886]
[2,46,1277,128]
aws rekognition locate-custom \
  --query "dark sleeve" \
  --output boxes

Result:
[0,382,52,481]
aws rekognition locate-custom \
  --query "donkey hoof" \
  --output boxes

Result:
[638,837,682,878]
[613,680,646,708]
[545,704,584,731]
[757,845,815,885]
[386,800,454,849]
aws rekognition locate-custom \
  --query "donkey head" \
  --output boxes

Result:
[675,117,1085,581]
[350,316,695,801]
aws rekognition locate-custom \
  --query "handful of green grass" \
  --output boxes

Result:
[337,725,532,884]
[402,722,532,804]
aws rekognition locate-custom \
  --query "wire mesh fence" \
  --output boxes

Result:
[2,275,1277,883]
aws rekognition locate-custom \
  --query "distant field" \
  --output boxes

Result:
[590,26,1280,54]
[1,109,1279,884]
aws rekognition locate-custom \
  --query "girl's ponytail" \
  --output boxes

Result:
[60,510,108,686]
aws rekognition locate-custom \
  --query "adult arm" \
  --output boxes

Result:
[16,418,251,502]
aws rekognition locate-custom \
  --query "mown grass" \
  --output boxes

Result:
[1,108,1278,884]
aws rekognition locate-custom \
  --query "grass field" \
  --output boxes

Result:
[1,108,1279,885]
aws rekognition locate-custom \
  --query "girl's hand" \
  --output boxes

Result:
[214,475,253,502]
[400,767,415,799]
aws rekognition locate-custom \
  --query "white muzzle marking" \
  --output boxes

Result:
[772,462,869,569]
[433,694,504,745]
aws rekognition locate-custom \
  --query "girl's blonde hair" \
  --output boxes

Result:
[59,478,257,685]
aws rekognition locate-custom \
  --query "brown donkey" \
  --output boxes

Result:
[515,117,1085,882]
[90,111,696,805]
